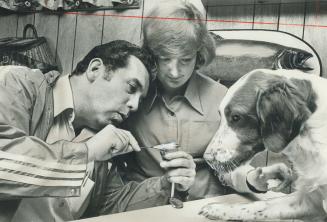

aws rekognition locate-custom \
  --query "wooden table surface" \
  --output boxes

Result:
[75,192,301,222]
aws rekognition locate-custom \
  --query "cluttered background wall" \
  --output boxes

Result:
[1,1,326,76]
[0,0,326,189]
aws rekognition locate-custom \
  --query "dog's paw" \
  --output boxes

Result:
[199,203,222,220]
[199,203,239,220]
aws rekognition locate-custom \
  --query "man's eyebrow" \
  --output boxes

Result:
[131,78,142,88]
[129,78,148,97]
[134,78,149,98]
[130,78,143,92]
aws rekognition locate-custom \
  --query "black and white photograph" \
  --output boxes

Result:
[0,0,327,221]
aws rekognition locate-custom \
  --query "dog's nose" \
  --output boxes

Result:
[203,153,214,161]
[213,148,233,162]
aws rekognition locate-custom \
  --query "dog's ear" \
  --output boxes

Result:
[256,79,310,153]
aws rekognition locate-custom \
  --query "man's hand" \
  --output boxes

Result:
[160,151,196,192]
[247,163,293,192]
[86,124,140,161]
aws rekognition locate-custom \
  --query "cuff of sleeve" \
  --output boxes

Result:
[246,178,267,194]
[62,141,88,166]
[229,164,255,193]
[62,141,88,188]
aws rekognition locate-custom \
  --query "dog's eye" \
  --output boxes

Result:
[231,115,241,122]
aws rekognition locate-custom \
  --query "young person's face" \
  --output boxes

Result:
[87,56,149,129]
[156,51,197,92]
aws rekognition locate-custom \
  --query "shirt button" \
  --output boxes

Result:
[58,200,66,208]
[70,188,77,196]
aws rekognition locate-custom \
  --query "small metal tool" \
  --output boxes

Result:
[157,142,184,209]
[141,142,183,208]
[168,182,183,209]
[140,142,179,150]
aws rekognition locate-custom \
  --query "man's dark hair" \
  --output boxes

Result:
[72,40,157,81]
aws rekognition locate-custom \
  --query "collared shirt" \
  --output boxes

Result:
[46,74,76,143]
[13,74,94,222]
[122,71,234,200]
[136,72,225,157]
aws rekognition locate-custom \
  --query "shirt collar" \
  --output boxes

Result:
[52,74,75,121]
[144,83,159,113]
[145,72,204,115]
[184,72,204,115]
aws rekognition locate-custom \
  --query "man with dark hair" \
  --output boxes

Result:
[0,40,156,221]
[72,40,156,79]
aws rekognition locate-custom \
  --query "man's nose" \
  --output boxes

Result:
[167,59,179,78]
[127,95,139,112]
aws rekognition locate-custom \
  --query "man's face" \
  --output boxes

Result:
[87,55,149,130]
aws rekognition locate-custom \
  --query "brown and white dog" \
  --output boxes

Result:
[200,69,327,221]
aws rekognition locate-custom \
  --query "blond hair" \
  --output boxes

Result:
[142,0,215,69]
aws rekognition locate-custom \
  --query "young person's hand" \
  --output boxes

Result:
[160,151,196,192]
[86,124,140,161]
[247,163,293,192]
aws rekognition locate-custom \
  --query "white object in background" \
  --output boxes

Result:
[185,0,206,17]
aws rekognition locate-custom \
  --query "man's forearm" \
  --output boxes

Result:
[0,136,88,198]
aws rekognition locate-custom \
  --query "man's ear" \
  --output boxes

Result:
[86,58,104,82]
[256,80,309,153]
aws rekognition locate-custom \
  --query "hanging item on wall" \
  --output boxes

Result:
[111,0,136,6]
[0,0,41,11]
[0,24,58,73]
[0,0,141,12]
[199,30,321,87]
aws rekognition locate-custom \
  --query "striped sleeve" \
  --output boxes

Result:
[0,139,88,198]
[0,66,88,198]
[225,164,255,193]
[0,151,85,188]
